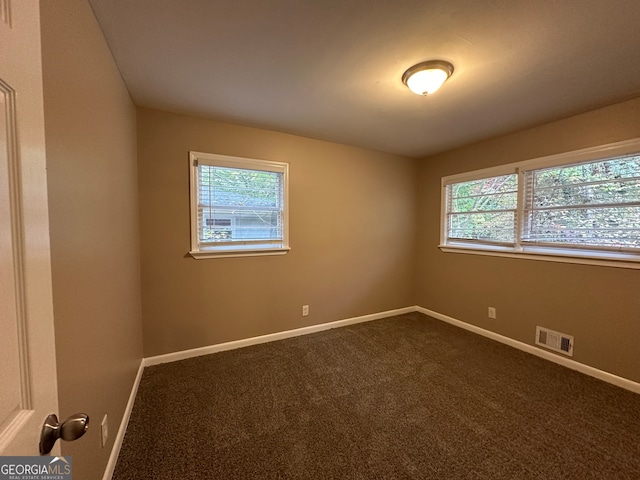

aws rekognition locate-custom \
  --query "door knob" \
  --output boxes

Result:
[39,413,89,455]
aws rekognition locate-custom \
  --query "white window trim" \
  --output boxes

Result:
[189,151,290,259]
[439,138,640,270]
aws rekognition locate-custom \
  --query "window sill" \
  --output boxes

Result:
[189,245,291,259]
[439,243,640,269]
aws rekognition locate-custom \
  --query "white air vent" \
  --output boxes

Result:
[535,326,574,357]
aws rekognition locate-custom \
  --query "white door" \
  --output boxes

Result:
[0,0,60,455]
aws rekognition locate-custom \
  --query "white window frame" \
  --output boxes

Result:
[440,138,640,269]
[189,151,290,259]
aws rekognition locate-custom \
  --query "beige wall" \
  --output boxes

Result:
[137,107,417,357]
[417,97,640,383]
[35,3,640,476]
[40,1,143,479]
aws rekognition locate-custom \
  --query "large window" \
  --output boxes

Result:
[441,139,640,268]
[189,152,289,258]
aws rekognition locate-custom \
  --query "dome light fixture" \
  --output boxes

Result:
[402,60,454,95]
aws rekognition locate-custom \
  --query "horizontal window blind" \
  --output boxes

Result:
[446,174,518,244]
[197,165,284,245]
[522,155,640,251]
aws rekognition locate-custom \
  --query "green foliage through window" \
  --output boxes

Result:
[445,154,640,253]
[198,165,283,243]
[447,174,518,244]
[523,156,640,249]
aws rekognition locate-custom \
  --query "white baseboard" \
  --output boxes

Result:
[102,359,145,480]
[416,306,640,395]
[144,306,416,367]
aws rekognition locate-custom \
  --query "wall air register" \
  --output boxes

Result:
[535,326,574,357]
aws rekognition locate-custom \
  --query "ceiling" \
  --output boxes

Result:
[88,0,640,158]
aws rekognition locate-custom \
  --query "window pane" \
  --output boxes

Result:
[447,174,517,244]
[198,165,283,243]
[524,155,640,249]
[199,166,281,208]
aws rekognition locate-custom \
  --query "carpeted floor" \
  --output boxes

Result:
[113,313,640,479]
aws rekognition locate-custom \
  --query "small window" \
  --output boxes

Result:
[446,173,518,245]
[441,139,640,268]
[189,152,290,259]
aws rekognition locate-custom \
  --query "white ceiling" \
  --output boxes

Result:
[88,0,640,158]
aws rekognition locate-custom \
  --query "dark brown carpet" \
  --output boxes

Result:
[113,313,640,479]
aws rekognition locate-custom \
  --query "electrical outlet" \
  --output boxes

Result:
[101,414,108,448]
[302,305,309,317]
[488,307,497,319]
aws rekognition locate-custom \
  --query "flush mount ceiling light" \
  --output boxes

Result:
[402,60,454,95]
